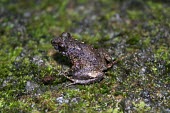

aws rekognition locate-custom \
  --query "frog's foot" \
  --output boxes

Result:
[109,55,128,67]
[107,62,114,68]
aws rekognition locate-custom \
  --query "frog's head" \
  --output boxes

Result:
[51,32,71,53]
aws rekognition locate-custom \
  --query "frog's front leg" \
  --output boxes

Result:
[98,48,113,68]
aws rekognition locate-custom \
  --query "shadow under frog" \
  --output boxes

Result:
[51,32,114,85]
[52,52,72,68]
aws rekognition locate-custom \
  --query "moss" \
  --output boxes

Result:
[127,10,144,20]
[142,37,151,48]
[133,101,151,113]
[126,33,140,47]
[155,46,170,62]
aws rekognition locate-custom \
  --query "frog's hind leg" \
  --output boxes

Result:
[62,68,104,86]
[73,77,103,84]
[65,78,103,87]
[65,75,103,86]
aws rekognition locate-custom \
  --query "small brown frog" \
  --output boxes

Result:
[51,32,113,85]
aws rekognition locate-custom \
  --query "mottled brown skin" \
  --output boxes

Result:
[51,32,113,84]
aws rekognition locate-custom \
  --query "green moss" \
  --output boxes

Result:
[127,10,144,20]
[133,101,151,113]
[126,33,140,45]
[147,1,163,11]
[155,46,170,62]
[142,37,151,48]
[74,33,100,47]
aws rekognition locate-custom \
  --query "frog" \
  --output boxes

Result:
[51,32,114,85]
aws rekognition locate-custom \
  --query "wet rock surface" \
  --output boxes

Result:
[0,0,169,112]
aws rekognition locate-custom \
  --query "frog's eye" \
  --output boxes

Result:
[58,42,63,46]
[67,33,71,37]
[61,32,71,38]
[60,44,64,47]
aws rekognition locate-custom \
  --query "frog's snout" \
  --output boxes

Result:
[51,39,56,45]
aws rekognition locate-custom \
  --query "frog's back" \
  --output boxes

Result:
[64,37,107,70]
[76,44,107,70]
